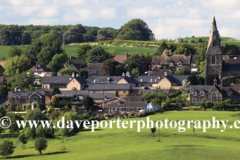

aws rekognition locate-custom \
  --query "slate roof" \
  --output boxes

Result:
[89,93,114,99]
[137,76,161,83]
[42,76,72,84]
[88,84,131,90]
[165,75,190,84]
[147,69,172,76]
[88,63,102,69]
[87,76,122,83]
[219,84,240,96]
[8,91,45,98]
[74,77,88,84]
[222,64,240,78]
[108,101,147,108]
[152,54,192,65]
[0,76,11,83]
[29,64,51,72]
[222,55,240,64]
[189,85,221,94]
[60,90,89,96]
[69,57,83,64]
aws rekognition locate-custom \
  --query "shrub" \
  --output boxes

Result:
[0,140,15,158]
[34,137,47,155]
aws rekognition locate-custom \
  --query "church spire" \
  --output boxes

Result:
[207,16,221,51]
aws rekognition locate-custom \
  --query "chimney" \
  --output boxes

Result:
[122,72,125,77]
[72,72,75,78]
[213,78,217,86]
[125,53,128,59]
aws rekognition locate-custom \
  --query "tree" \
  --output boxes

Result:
[157,42,168,55]
[116,19,155,41]
[82,96,94,112]
[75,44,92,64]
[131,68,139,77]
[7,71,34,89]
[0,140,15,158]
[18,133,28,148]
[59,67,79,76]
[8,113,23,134]
[8,46,22,57]
[0,25,22,45]
[0,106,6,117]
[47,53,68,75]
[21,32,32,45]
[50,95,59,107]
[65,24,86,44]
[4,55,31,76]
[100,59,125,76]
[175,67,191,75]
[26,108,47,121]
[97,29,113,41]
[34,137,47,155]
[115,91,119,97]
[52,87,61,95]
[88,47,110,63]
[124,54,147,74]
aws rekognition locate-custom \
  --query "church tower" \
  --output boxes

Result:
[205,16,222,83]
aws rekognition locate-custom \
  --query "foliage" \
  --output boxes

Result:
[8,46,22,57]
[65,24,86,44]
[59,67,79,76]
[182,79,190,87]
[100,59,125,76]
[52,87,61,95]
[0,25,23,45]
[47,53,68,75]
[88,46,110,63]
[4,55,31,75]
[116,19,155,41]
[0,140,15,158]
[124,54,147,74]
[25,108,47,121]
[8,113,23,134]
[75,44,92,64]
[131,68,139,77]
[34,137,48,155]
[115,91,119,97]
[0,106,6,117]
[7,71,34,89]
[82,96,94,112]
[18,133,28,147]
[175,67,191,75]
[142,90,168,104]
[50,95,59,107]
[36,125,53,138]
[156,42,168,55]
[97,28,113,41]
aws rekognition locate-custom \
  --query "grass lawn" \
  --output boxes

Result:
[1,111,240,160]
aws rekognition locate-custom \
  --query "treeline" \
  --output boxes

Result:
[0,19,154,45]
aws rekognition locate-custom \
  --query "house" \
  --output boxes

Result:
[112,53,129,63]
[151,54,193,71]
[157,75,190,89]
[89,93,114,103]
[42,74,87,91]
[67,56,83,70]
[28,64,52,84]
[147,69,172,77]
[135,76,161,89]
[87,76,122,84]
[220,84,240,103]
[88,63,102,77]
[0,76,11,84]
[88,83,131,96]
[102,96,146,114]
[8,91,45,110]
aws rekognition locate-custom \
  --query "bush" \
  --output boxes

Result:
[128,112,135,118]
[0,140,15,158]
[34,137,48,155]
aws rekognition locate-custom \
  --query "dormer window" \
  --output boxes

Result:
[193,92,197,96]
[169,62,173,66]
[228,91,232,97]
[15,96,20,102]
[200,91,204,96]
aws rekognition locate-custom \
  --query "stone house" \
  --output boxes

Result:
[157,75,190,89]
[88,63,102,77]
[28,64,52,85]
[8,91,45,110]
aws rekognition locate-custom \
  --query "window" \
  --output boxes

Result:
[111,108,116,111]
[228,91,232,97]
[177,62,182,66]
[212,56,216,64]
[193,92,197,96]
[200,92,204,96]
[192,98,197,103]
[131,108,135,112]
[169,62,173,66]
[16,97,20,102]
[33,98,38,101]
[211,92,217,102]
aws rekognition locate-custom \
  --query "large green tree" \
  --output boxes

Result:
[7,72,34,89]
[100,59,125,76]
[124,54,147,74]
[47,53,68,75]
[75,44,92,63]
[82,96,94,112]
[0,25,23,45]
[8,46,22,57]
[65,24,86,44]
[116,19,155,41]
[0,140,15,158]
[88,47,110,63]
[34,137,47,155]
[4,55,31,76]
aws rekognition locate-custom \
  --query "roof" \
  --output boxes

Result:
[42,76,72,84]
[69,57,83,64]
[88,63,102,69]
[112,55,128,63]
[222,64,240,77]
[87,76,122,83]
[74,77,88,84]
[152,54,192,65]
[0,76,11,83]
[108,101,147,108]
[147,70,172,76]
[29,64,51,72]
[88,84,131,90]
[164,75,190,84]
[8,91,45,98]
[60,90,89,96]
[219,84,240,96]
[89,93,114,99]
[189,85,221,94]
[222,55,240,64]
[137,76,161,83]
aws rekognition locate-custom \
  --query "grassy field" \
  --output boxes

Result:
[1,111,240,160]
